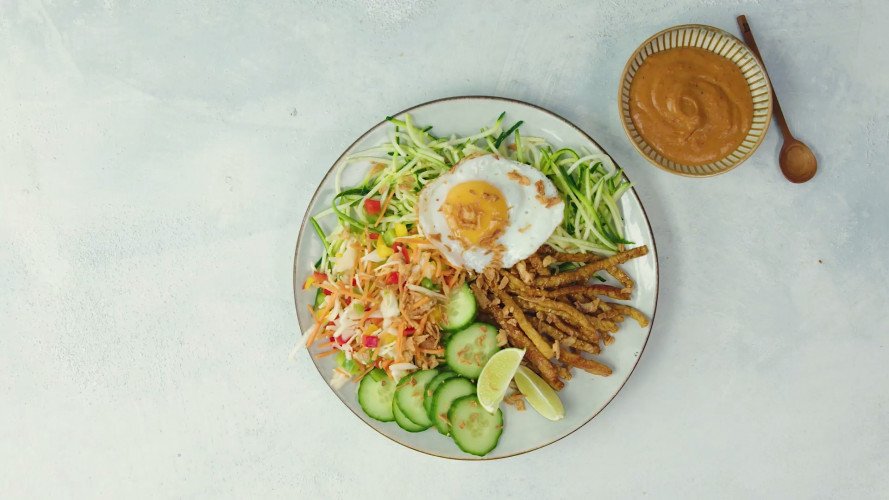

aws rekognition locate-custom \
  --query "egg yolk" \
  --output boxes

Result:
[440,180,509,249]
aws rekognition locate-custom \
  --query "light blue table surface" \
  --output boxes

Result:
[2,0,887,498]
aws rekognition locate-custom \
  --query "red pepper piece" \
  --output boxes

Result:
[404,327,416,336]
[362,335,379,348]
[363,199,381,215]
[392,242,410,264]
[386,272,399,285]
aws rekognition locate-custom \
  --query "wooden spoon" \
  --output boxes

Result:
[737,15,817,183]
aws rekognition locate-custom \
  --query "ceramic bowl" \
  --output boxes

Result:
[619,24,773,177]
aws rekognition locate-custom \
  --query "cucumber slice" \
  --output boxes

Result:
[441,283,476,332]
[444,323,500,379]
[394,369,439,429]
[424,371,457,421]
[393,396,426,432]
[430,377,476,435]
[357,369,397,422]
[448,395,503,457]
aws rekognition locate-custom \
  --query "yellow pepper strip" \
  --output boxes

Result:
[376,239,395,258]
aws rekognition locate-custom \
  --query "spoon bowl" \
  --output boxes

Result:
[779,139,818,183]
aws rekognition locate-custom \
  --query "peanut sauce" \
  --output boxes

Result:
[629,46,753,166]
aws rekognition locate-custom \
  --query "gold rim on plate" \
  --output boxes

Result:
[618,24,773,177]
[292,96,660,460]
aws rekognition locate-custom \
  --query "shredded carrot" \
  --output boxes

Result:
[398,271,408,304]
[311,221,468,378]
[359,273,378,305]
[354,366,375,383]
[306,292,339,347]
[398,300,417,329]
[411,295,431,311]
[373,190,396,227]
[362,281,376,304]
[319,283,375,303]
[359,307,376,325]
[395,323,405,362]
[308,304,319,322]
[416,313,429,338]
[334,368,350,377]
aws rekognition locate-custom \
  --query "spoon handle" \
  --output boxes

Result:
[737,15,794,141]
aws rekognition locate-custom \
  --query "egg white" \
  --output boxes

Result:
[417,154,564,272]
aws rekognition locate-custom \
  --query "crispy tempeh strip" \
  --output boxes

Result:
[546,313,601,345]
[547,284,630,301]
[574,297,602,314]
[572,294,595,310]
[555,363,572,381]
[608,303,650,327]
[472,284,564,391]
[606,311,625,322]
[534,318,601,355]
[503,271,630,301]
[522,288,614,334]
[525,253,550,276]
[581,311,618,333]
[515,261,535,284]
[532,246,649,288]
[560,349,612,377]
[516,296,601,342]
[488,286,555,359]
[550,251,602,263]
[607,265,634,290]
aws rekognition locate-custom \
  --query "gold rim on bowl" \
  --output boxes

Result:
[618,24,773,177]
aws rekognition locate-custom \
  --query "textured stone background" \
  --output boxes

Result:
[2,0,887,498]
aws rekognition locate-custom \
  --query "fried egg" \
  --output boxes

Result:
[417,154,564,272]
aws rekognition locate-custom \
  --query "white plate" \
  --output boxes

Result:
[292,96,659,460]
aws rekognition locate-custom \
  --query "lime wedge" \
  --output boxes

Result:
[513,365,565,421]
[477,348,526,413]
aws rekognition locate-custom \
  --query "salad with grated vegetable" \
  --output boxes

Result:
[294,112,639,456]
